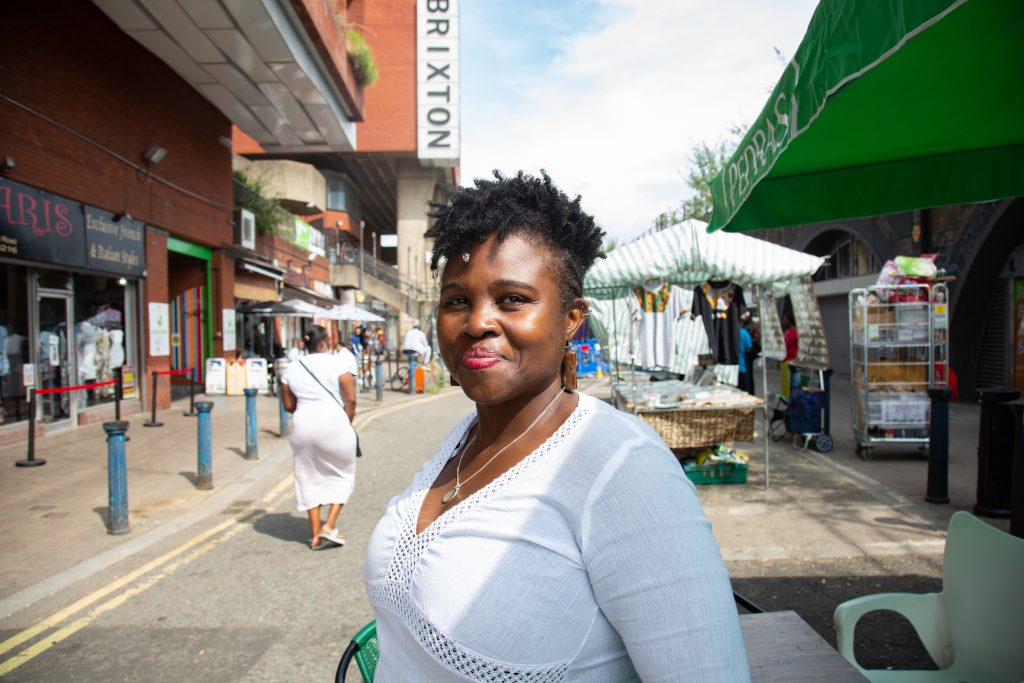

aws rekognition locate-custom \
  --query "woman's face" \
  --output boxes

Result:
[438,233,583,406]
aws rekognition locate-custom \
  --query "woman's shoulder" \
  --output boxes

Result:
[569,393,681,474]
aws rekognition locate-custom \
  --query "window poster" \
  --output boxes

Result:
[223,309,236,352]
[148,302,170,356]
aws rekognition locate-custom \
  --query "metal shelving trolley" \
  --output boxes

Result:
[849,282,949,460]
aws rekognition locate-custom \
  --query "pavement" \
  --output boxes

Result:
[0,383,435,614]
[0,370,1014,679]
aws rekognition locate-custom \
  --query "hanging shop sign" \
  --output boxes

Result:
[0,178,146,277]
[416,0,460,166]
[0,177,87,267]
[84,208,146,276]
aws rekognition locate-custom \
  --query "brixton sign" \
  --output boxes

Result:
[416,0,460,166]
[0,177,146,277]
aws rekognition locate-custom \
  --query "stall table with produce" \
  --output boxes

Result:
[584,220,829,488]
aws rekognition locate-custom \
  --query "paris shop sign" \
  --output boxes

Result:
[417,0,460,166]
[0,177,145,276]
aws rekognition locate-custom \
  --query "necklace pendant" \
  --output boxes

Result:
[441,484,459,504]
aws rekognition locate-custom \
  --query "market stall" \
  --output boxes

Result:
[584,220,827,487]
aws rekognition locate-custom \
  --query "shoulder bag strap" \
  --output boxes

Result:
[298,359,345,410]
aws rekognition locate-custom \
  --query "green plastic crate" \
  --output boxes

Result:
[683,461,749,485]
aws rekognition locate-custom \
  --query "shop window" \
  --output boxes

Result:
[0,264,30,425]
[73,274,130,409]
[808,231,881,282]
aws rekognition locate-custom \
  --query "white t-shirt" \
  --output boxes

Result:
[281,352,356,414]
[402,327,430,355]
[363,392,750,682]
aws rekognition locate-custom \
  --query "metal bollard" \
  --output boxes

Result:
[104,420,130,535]
[243,388,258,460]
[16,390,45,467]
[144,370,163,427]
[184,367,197,416]
[375,355,383,402]
[925,387,952,504]
[408,355,416,395]
[1009,400,1024,538]
[195,401,214,490]
[975,387,1018,517]
[278,389,289,438]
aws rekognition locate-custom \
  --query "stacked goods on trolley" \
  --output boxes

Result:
[849,256,950,460]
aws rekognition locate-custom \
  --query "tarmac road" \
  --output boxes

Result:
[0,389,474,682]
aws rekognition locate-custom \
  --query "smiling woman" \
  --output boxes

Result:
[362,171,750,682]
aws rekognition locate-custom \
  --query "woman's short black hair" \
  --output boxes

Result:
[302,324,328,352]
[425,170,605,309]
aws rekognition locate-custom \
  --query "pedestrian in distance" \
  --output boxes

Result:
[280,324,358,550]
[363,170,749,681]
[402,322,431,363]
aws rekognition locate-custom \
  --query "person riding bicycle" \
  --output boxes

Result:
[401,323,431,363]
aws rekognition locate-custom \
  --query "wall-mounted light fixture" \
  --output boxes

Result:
[2,155,14,173]
[143,146,168,165]
[112,211,133,222]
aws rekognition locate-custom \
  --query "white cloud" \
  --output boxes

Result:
[461,0,818,241]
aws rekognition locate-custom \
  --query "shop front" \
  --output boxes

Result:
[0,178,145,435]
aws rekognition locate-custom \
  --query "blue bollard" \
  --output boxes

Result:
[244,388,258,460]
[278,389,289,437]
[408,355,416,395]
[195,401,214,490]
[103,420,130,535]
[375,355,383,402]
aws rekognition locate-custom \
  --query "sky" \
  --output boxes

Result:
[459,0,819,242]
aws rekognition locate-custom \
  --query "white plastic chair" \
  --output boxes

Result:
[833,511,1024,682]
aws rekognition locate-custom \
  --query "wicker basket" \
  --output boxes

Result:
[635,406,756,448]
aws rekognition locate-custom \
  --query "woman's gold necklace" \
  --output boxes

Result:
[441,390,564,504]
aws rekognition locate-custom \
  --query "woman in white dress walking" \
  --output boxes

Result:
[281,324,358,550]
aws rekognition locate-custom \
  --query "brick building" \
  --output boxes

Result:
[0,0,419,443]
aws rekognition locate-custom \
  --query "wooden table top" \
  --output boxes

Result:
[741,611,868,682]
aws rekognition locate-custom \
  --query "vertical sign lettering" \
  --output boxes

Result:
[417,0,460,165]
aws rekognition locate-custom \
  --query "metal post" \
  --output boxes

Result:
[375,355,383,402]
[278,388,289,437]
[144,370,163,427]
[104,420,130,535]
[1010,400,1024,538]
[243,387,258,460]
[925,387,952,504]
[760,285,770,490]
[408,354,416,395]
[195,401,214,490]
[16,390,45,467]
[184,367,197,416]
[114,367,122,421]
[359,220,365,290]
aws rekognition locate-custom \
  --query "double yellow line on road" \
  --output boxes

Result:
[0,476,293,676]
[0,390,459,676]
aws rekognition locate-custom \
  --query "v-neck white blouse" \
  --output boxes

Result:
[363,392,750,682]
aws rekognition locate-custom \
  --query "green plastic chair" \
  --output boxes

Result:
[833,511,1024,682]
[335,620,378,683]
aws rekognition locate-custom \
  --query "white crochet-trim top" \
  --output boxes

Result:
[363,392,750,682]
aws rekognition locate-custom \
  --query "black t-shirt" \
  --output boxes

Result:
[691,281,747,365]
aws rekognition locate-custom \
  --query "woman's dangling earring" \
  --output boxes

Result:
[562,341,577,392]
[450,372,460,387]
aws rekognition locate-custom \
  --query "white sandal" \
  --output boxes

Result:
[318,526,346,547]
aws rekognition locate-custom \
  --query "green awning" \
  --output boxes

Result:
[708,0,1024,233]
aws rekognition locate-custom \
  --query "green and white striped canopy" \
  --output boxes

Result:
[584,220,825,299]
